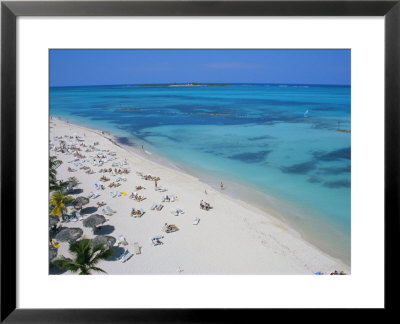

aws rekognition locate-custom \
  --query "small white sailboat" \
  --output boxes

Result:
[304,109,310,118]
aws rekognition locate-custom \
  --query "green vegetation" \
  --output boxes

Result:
[51,239,113,275]
[136,82,230,87]
[49,191,72,221]
[49,156,63,191]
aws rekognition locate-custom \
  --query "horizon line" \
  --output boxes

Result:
[50,82,351,88]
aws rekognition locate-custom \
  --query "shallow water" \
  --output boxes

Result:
[50,83,351,264]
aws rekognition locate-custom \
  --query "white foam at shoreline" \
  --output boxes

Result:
[50,117,351,274]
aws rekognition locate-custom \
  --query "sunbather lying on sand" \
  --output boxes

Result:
[200,200,212,210]
[163,223,179,233]
[131,208,143,216]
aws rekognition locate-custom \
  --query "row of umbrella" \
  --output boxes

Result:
[50,214,114,260]
[49,190,111,260]
[53,214,107,241]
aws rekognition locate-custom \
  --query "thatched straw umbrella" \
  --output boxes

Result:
[49,216,59,228]
[71,196,89,210]
[55,227,83,242]
[91,235,116,248]
[61,179,79,189]
[49,246,58,260]
[83,214,106,231]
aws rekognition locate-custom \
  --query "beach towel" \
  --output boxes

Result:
[133,242,140,254]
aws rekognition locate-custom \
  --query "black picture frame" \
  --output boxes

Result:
[1,0,399,322]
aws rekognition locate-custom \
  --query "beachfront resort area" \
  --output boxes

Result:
[49,49,350,275]
[49,119,349,275]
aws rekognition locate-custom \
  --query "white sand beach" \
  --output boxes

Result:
[49,118,350,275]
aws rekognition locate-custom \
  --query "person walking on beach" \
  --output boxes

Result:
[155,179,158,188]
[220,182,224,190]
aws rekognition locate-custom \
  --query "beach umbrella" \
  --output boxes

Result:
[49,216,59,227]
[55,227,83,242]
[83,214,106,230]
[49,246,58,260]
[61,179,79,189]
[71,196,89,209]
[91,235,116,248]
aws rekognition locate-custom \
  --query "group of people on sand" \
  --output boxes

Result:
[142,174,160,181]
[330,270,346,275]
[108,182,121,188]
[99,168,113,173]
[200,200,211,210]
[100,175,110,182]
[163,223,178,233]
[73,152,85,159]
[136,185,145,190]
[129,192,144,201]
[115,168,129,175]
[130,208,142,216]
[97,201,106,207]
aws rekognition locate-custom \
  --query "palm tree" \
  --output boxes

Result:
[51,239,113,275]
[49,191,72,221]
[49,156,63,191]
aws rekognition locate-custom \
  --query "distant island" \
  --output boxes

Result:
[117,108,141,111]
[136,83,230,87]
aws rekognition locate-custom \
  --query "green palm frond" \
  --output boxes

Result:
[51,239,112,275]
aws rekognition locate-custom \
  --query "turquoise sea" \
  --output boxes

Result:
[50,83,351,264]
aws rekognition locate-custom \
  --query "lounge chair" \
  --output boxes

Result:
[193,217,200,225]
[156,204,163,211]
[102,208,112,216]
[87,192,94,198]
[133,242,141,254]
[121,250,133,263]
[151,203,157,210]
[110,191,117,198]
[151,235,163,246]
[115,235,128,246]
[76,212,83,221]
[106,206,116,214]
[116,249,128,260]
[169,195,175,202]
[92,193,100,199]
[116,190,122,197]
[170,208,179,216]
[94,183,100,190]
[177,208,184,214]
[161,195,165,202]
[70,215,78,222]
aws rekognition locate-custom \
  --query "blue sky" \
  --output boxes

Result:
[50,49,350,87]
